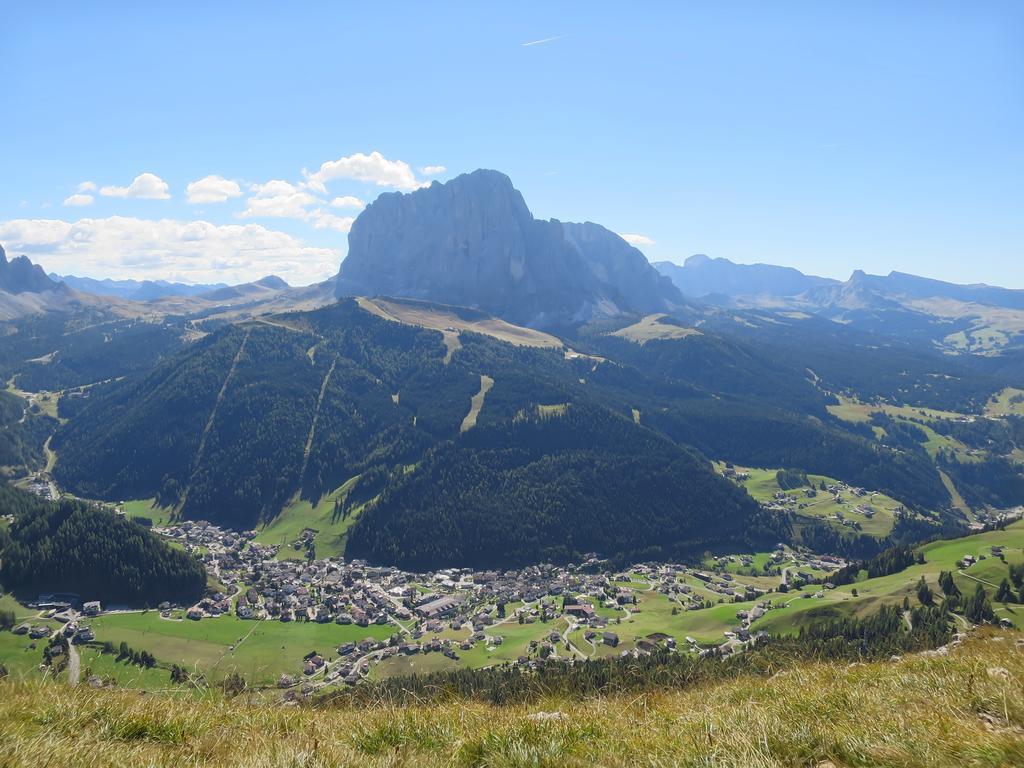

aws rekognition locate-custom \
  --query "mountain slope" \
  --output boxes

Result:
[337,169,689,328]
[346,403,781,569]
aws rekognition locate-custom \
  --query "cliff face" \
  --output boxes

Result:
[337,170,686,327]
[0,245,64,295]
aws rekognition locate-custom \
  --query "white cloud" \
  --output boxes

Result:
[77,181,97,192]
[63,193,94,207]
[240,180,318,219]
[186,175,242,204]
[304,151,425,192]
[329,195,365,210]
[420,165,446,175]
[0,216,340,286]
[311,210,355,233]
[619,233,655,247]
[100,172,171,200]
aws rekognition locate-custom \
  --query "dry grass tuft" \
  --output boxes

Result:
[0,632,1021,766]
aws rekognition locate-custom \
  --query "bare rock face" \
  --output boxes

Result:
[0,245,64,295]
[336,170,686,328]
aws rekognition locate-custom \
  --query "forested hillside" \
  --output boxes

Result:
[346,403,784,569]
[41,296,994,565]
[0,484,205,604]
[0,313,185,393]
[0,390,54,473]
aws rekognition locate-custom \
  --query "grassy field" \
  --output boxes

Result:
[0,630,49,677]
[609,314,701,344]
[85,612,396,684]
[753,520,1024,635]
[987,386,1024,417]
[5,379,61,420]
[119,499,176,527]
[76,646,179,690]
[723,464,902,537]
[460,374,494,432]
[1,631,1021,767]
[827,394,965,423]
[356,296,563,350]
[0,592,37,623]
[826,395,986,464]
[254,478,360,560]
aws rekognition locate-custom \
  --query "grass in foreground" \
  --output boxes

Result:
[0,632,1021,767]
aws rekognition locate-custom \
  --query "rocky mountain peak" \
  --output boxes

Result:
[0,245,64,295]
[336,170,687,328]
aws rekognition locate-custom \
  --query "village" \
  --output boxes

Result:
[6,514,851,691]
[84,518,846,688]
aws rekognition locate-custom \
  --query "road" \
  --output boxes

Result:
[67,641,80,685]
[957,569,999,589]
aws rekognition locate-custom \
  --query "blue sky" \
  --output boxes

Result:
[1,2,1021,286]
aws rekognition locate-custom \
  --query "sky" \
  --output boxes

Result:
[1,2,1022,287]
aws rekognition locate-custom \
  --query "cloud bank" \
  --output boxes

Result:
[0,216,339,286]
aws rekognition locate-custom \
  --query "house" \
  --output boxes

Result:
[416,595,463,619]
[73,626,95,644]
[602,631,619,647]
[564,604,595,619]
[82,601,102,616]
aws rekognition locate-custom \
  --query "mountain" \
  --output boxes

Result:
[654,254,837,301]
[52,274,230,301]
[337,169,689,328]
[198,275,291,302]
[0,246,85,320]
[656,254,1024,353]
[50,299,790,565]
[1,245,64,294]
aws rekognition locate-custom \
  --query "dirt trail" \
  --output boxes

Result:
[297,358,337,488]
[178,329,251,512]
[67,641,80,686]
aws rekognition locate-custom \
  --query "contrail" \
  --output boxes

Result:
[521,35,565,47]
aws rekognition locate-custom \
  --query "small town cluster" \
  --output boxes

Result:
[95,519,844,686]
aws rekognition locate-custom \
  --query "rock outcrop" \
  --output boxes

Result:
[0,245,64,295]
[336,170,687,328]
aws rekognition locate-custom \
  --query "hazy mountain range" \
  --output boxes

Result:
[52,274,231,301]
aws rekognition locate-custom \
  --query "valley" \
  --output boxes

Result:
[2,171,1024,708]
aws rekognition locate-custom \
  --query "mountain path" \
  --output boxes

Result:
[67,641,80,686]
[178,329,250,513]
[297,357,337,489]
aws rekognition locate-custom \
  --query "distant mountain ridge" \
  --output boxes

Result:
[53,274,229,301]
[337,169,689,328]
[654,254,837,300]
[655,254,1024,309]
[655,255,1024,352]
